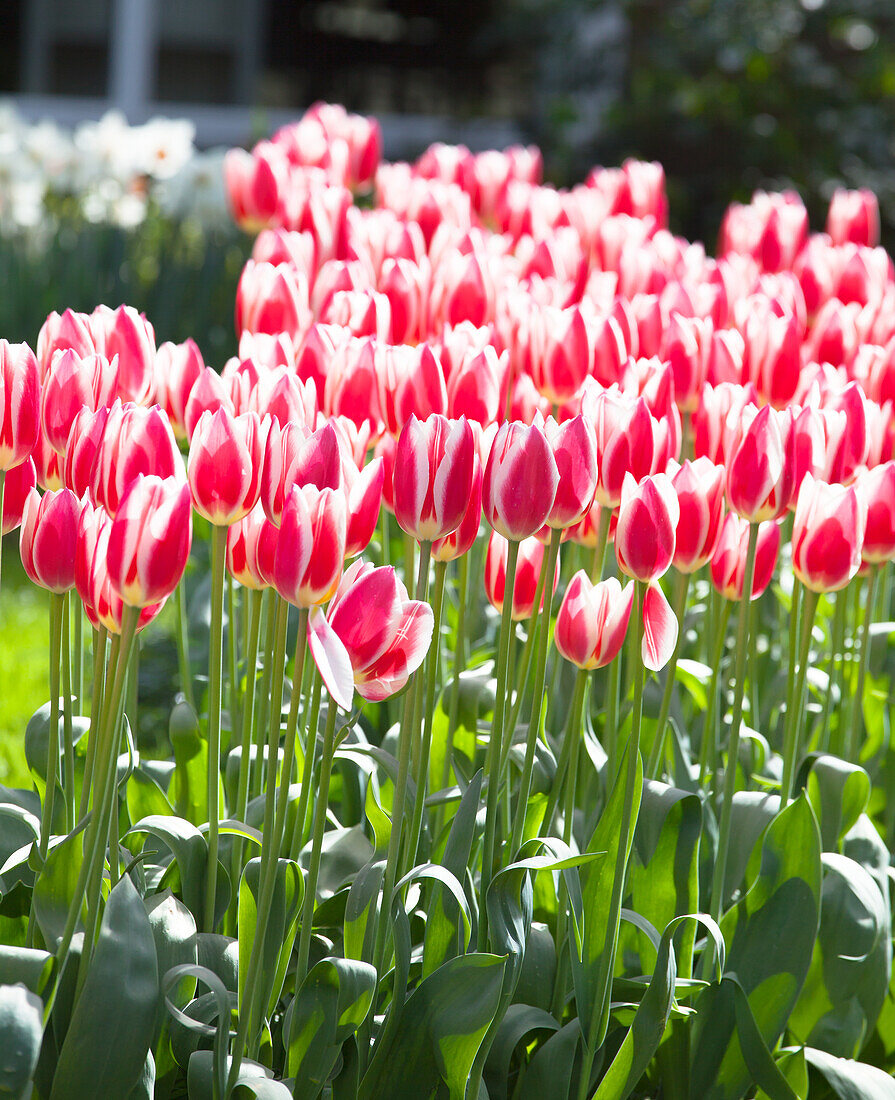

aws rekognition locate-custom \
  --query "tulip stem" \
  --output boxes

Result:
[577,581,646,1100]
[818,585,847,754]
[72,597,83,716]
[80,626,108,820]
[38,593,65,862]
[709,522,759,922]
[252,591,277,801]
[510,529,561,857]
[646,571,691,780]
[604,647,622,784]
[204,523,229,933]
[230,587,263,920]
[780,587,820,803]
[781,579,803,758]
[61,591,75,831]
[848,565,878,762]
[295,699,339,986]
[590,507,611,582]
[174,577,195,710]
[228,573,241,755]
[290,671,322,861]
[479,537,520,948]
[438,551,470,836]
[408,555,446,867]
[506,544,551,737]
[541,667,588,837]
[697,599,732,788]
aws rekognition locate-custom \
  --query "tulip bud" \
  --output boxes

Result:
[484,531,559,622]
[671,458,725,573]
[36,309,96,380]
[614,472,679,583]
[262,420,341,526]
[273,484,347,607]
[184,367,235,440]
[827,188,879,248]
[710,514,781,601]
[483,420,559,541]
[0,341,41,471]
[393,414,475,542]
[554,571,633,669]
[792,475,865,593]
[188,408,266,526]
[107,475,193,606]
[20,487,81,593]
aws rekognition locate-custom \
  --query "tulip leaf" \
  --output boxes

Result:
[804,1047,895,1099]
[284,956,377,1095]
[359,952,507,1100]
[343,858,384,964]
[689,794,822,1100]
[237,857,303,1025]
[0,945,53,995]
[32,829,84,949]
[802,754,871,851]
[50,875,158,1100]
[517,1019,588,1100]
[483,1003,559,1100]
[126,763,174,825]
[0,982,43,1100]
[144,889,198,1078]
[719,791,780,910]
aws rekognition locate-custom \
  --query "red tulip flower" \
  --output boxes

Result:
[485,531,560,622]
[710,514,781,601]
[483,420,559,541]
[307,560,435,708]
[262,420,341,525]
[107,475,193,607]
[0,340,41,471]
[1,458,37,535]
[92,401,184,517]
[827,188,879,248]
[585,387,670,509]
[858,461,895,564]
[432,454,483,562]
[235,260,312,341]
[184,367,234,441]
[41,350,118,454]
[791,474,865,594]
[224,143,289,230]
[446,345,505,427]
[91,304,156,407]
[273,484,347,607]
[155,339,204,440]
[393,414,475,543]
[377,344,447,437]
[726,403,794,522]
[188,408,266,526]
[227,502,278,589]
[615,472,679,583]
[545,414,598,529]
[528,305,591,405]
[671,458,726,573]
[340,452,384,559]
[36,309,96,380]
[554,571,633,669]
[62,406,109,498]
[78,507,165,634]
[20,487,81,593]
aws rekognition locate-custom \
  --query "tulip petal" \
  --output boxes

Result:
[642,582,678,672]
[308,607,354,711]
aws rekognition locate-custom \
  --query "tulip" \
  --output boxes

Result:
[92,401,184,517]
[36,309,96,380]
[31,428,62,491]
[377,344,448,437]
[62,406,109,498]
[223,143,289,230]
[235,260,312,341]
[342,455,385,559]
[295,323,341,397]
[709,514,780,601]
[484,531,559,622]
[188,408,266,526]
[827,188,879,248]
[77,510,164,635]
[91,304,155,406]
[858,461,895,564]
[1,458,37,536]
[672,458,726,573]
[554,572,633,670]
[0,341,41,471]
[446,345,505,426]
[261,420,341,525]
[107,475,193,607]
[693,381,757,466]
[528,305,591,405]
[380,256,428,344]
[41,350,118,454]
[393,414,475,543]
[253,368,317,429]
[545,415,598,530]
[585,387,670,508]
[272,485,347,608]
[307,560,434,705]
[155,339,204,439]
[320,288,391,342]
[483,420,559,541]
[791,475,865,594]
[661,312,711,413]
[432,455,483,562]
[725,403,794,522]
[20,487,81,593]
[323,336,381,432]
[615,472,678,583]
[239,330,297,372]
[227,502,278,589]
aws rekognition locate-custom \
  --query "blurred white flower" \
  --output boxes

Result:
[133,117,196,180]
[155,147,229,226]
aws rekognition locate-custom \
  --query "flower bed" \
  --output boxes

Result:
[0,101,893,1099]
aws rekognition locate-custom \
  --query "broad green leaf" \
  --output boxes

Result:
[803,755,871,851]
[360,953,506,1100]
[50,876,158,1100]
[624,780,702,978]
[186,1050,278,1100]
[483,1003,559,1100]
[284,956,377,1097]
[0,945,53,995]
[689,794,822,1100]
[573,743,643,1032]
[804,1047,895,1099]
[126,1049,155,1100]
[126,764,174,825]
[720,791,780,912]
[343,859,384,964]
[302,825,373,902]
[363,778,391,853]
[514,922,557,1013]
[755,1048,808,1100]
[237,857,303,1025]
[144,889,197,1077]
[168,700,210,826]
[724,974,800,1100]
[0,983,43,1100]
[790,853,890,1057]
[32,830,84,949]
[163,963,233,1089]
[517,1019,587,1100]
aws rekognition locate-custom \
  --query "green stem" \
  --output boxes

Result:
[407,556,446,867]
[251,590,277,802]
[577,581,646,1100]
[709,522,760,922]
[697,599,732,789]
[204,524,229,933]
[780,587,820,803]
[80,626,108,820]
[61,591,75,831]
[847,566,879,762]
[175,578,195,710]
[604,649,622,785]
[437,551,470,836]
[295,700,339,985]
[230,588,263,922]
[73,597,83,716]
[290,672,322,861]
[510,529,561,857]
[227,573,241,758]
[479,538,520,949]
[506,545,551,736]
[646,572,691,779]
[590,507,611,583]
[818,585,846,753]
[38,593,65,862]
[781,580,803,759]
